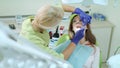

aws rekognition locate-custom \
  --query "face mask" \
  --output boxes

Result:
[73,26,85,33]
[73,27,81,33]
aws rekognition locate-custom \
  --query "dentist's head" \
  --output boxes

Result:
[32,5,64,31]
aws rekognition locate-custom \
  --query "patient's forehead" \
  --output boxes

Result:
[73,16,80,20]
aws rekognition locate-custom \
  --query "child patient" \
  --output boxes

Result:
[54,14,100,68]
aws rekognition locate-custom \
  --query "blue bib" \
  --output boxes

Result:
[54,40,93,68]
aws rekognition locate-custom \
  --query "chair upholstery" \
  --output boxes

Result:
[55,34,70,46]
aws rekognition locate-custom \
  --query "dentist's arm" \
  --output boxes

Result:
[62,29,85,60]
[62,4,75,12]
[62,42,76,60]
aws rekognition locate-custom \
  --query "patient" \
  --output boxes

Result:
[54,14,100,68]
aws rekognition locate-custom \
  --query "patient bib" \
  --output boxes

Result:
[54,40,93,68]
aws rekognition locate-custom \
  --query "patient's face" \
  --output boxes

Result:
[72,16,88,44]
[72,16,83,33]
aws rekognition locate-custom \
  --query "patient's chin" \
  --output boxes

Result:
[73,28,81,33]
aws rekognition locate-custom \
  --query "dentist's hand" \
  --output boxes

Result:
[71,28,84,45]
[72,8,92,25]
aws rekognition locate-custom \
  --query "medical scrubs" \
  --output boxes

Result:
[20,18,64,59]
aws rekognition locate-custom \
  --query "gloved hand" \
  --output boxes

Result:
[71,28,84,45]
[72,8,92,26]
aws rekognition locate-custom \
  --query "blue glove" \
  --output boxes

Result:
[72,8,92,26]
[71,28,84,45]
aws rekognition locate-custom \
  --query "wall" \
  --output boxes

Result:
[91,0,120,57]
[0,0,56,16]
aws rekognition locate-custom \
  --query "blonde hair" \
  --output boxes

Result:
[34,5,64,29]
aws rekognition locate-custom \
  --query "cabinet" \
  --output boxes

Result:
[91,20,114,62]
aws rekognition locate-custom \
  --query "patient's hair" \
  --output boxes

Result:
[68,15,77,40]
[85,24,96,45]
[68,15,96,45]
[34,5,64,29]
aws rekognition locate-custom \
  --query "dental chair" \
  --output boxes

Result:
[55,34,70,46]
[107,46,120,68]
[55,34,102,68]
